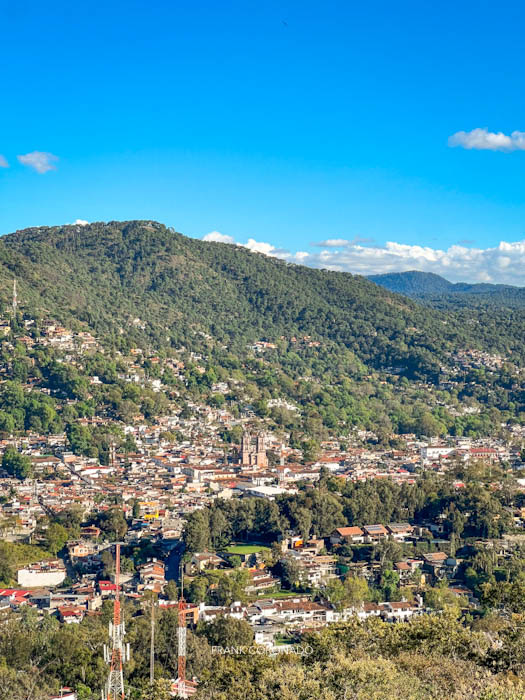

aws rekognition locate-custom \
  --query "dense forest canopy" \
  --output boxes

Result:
[370,270,525,310]
[0,220,523,440]
[0,220,523,365]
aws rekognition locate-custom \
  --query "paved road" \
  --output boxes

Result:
[165,540,185,583]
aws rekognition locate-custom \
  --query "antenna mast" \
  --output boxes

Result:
[12,278,17,318]
[103,543,130,700]
[176,564,188,698]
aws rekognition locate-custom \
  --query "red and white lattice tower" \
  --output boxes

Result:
[172,568,198,698]
[102,544,130,700]
[176,595,188,698]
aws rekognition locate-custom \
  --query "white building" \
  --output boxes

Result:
[50,690,76,700]
[17,559,66,587]
[420,445,454,461]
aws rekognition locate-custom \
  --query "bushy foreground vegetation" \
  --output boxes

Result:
[2,604,525,700]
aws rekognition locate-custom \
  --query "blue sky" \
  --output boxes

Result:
[1,0,525,283]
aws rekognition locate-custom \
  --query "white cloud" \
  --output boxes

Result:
[203,232,525,287]
[299,240,525,285]
[74,219,89,226]
[17,151,59,173]
[243,238,278,255]
[314,238,351,247]
[203,231,525,285]
[312,236,375,247]
[448,128,525,152]
[0,155,8,168]
[202,231,235,244]
[202,231,290,258]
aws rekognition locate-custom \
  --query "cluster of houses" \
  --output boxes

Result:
[0,419,523,627]
[0,319,524,662]
[0,556,169,625]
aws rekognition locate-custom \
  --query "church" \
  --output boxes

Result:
[238,431,268,468]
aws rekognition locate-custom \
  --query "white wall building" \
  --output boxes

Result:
[17,560,66,587]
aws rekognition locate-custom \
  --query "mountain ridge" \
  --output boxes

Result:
[368,270,520,294]
[0,220,523,372]
[0,219,523,439]
[368,270,525,309]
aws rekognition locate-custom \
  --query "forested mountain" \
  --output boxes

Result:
[369,270,525,309]
[2,221,447,376]
[368,271,457,296]
[0,220,523,366]
[0,221,523,440]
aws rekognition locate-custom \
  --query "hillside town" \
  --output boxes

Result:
[1,311,525,699]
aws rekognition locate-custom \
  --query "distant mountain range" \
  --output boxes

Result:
[368,271,525,307]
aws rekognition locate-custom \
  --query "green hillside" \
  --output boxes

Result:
[0,220,522,368]
[369,270,525,309]
[368,271,456,296]
[0,220,523,440]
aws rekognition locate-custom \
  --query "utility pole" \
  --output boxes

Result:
[150,596,155,684]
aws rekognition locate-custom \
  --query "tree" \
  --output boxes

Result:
[209,509,229,549]
[0,541,15,584]
[44,522,69,555]
[54,505,84,535]
[294,507,312,540]
[425,581,466,613]
[344,576,370,606]
[380,569,400,601]
[66,423,95,457]
[375,539,403,572]
[199,616,254,648]
[301,439,319,463]
[310,491,345,537]
[96,508,128,541]
[187,576,208,604]
[481,577,525,615]
[276,555,302,590]
[0,666,50,700]
[0,410,16,433]
[138,679,173,700]
[2,447,33,480]
[324,578,346,610]
[164,580,178,601]
[183,510,211,552]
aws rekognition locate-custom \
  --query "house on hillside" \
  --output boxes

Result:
[386,523,413,541]
[362,524,388,542]
[330,526,365,545]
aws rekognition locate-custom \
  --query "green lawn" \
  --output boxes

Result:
[267,590,307,599]
[225,544,270,555]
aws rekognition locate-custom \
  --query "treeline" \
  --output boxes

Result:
[183,471,515,554]
[2,601,525,699]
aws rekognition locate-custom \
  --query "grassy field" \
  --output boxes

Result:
[225,544,271,555]
[266,589,306,599]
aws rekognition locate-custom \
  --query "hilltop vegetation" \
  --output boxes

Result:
[370,270,525,309]
[3,604,525,699]
[1,220,523,365]
[0,220,523,441]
